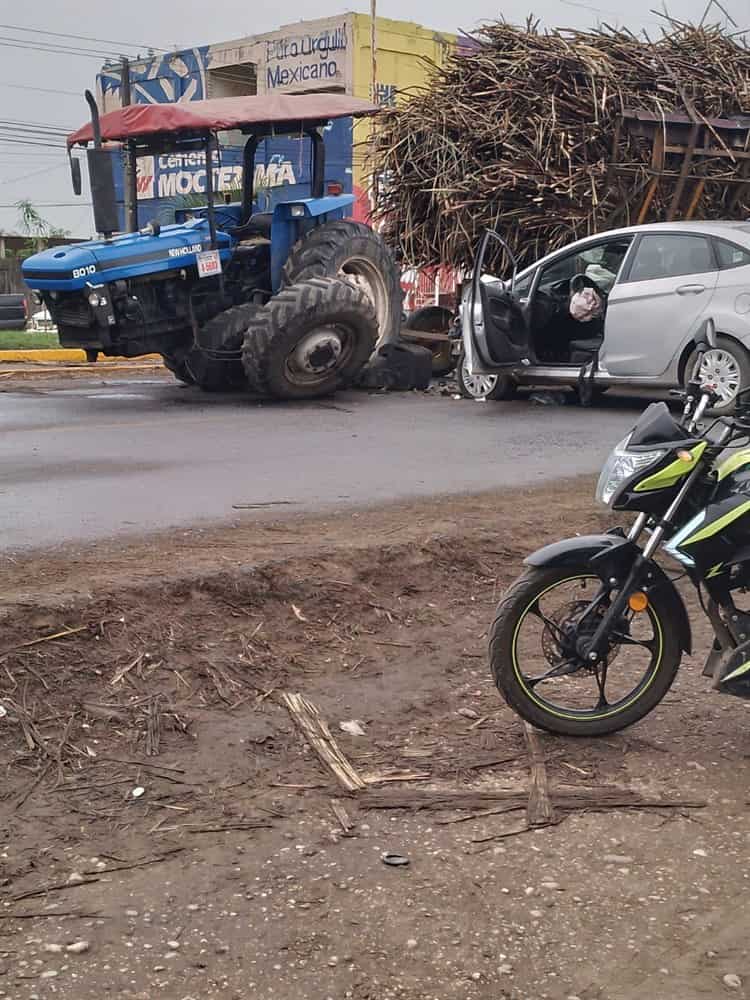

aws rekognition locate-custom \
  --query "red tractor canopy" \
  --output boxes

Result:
[67,93,379,146]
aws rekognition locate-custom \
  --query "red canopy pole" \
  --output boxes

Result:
[121,59,139,233]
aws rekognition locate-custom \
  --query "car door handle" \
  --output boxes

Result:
[676,283,706,295]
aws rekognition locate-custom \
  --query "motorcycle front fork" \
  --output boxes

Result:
[586,466,707,663]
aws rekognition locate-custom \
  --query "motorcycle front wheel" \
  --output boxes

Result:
[489,566,682,736]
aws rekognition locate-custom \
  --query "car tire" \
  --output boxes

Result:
[456,350,517,400]
[684,335,750,414]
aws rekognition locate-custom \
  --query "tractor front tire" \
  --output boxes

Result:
[281,221,401,348]
[242,277,378,400]
[183,304,256,392]
[162,353,195,386]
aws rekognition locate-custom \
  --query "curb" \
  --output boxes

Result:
[0,349,161,363]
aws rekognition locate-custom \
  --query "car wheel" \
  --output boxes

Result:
[685,336,750,413]
[457,351,517,400]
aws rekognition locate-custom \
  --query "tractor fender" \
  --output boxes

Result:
[524,533,692,654]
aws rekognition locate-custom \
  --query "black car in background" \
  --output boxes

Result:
[0,294,26,331]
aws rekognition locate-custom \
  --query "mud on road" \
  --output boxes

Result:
[1,481,749,1000]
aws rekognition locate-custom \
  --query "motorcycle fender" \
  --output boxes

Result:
[524,534,692,654]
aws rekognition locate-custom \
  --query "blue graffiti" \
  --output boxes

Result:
[374,83,396,108]
[100,47,210,104]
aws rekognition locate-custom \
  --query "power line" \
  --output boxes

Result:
[0,80,81,97]
[0,150,75,158]
[0,162,68,185]
[0,202,92,208]
[0,137,66,149]
[0,122,72,135]
[0,36,133,59]
[0,131,70,145]
[0,119,73,131]
[0,23,166,53]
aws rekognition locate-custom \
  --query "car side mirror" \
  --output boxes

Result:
[70,157,82,197]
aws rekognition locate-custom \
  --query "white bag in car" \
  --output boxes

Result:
[569,286,603,322]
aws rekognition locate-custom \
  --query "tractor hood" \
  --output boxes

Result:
[22,219,233,291]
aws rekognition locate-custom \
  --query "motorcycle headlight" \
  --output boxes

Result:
[595,436,666,507]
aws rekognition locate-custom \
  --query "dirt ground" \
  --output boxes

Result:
[1,480,750,1000]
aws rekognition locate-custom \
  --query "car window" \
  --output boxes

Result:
[513,271,533,297]
[714,238,750,270]
[538,239,631,295]
[627,234,715,282]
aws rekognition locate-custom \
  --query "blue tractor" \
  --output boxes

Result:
[22,93,401,397]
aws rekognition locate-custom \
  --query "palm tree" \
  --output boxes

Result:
[15,199,69,249]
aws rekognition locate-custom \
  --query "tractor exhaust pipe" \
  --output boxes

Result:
[83,89,119,240]
[84,89,102,148]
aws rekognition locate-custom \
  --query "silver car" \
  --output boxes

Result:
[460,221,750,411]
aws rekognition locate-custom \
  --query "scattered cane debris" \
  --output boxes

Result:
[281,691,367,792]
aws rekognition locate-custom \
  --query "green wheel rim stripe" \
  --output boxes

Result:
[510,575,664,722]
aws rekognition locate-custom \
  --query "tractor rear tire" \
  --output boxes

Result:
[242,277,378,400]
[281,221,401,348]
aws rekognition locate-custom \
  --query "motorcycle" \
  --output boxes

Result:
[490,317,750,736]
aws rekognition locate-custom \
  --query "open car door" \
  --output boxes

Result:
[465,230,532,371]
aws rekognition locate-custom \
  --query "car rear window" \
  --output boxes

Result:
[714,238,750,270]
[627,234,715,281]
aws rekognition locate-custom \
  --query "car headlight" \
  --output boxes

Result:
[595,436,666,507]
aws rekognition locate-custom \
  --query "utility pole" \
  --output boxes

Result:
[121,57,139,232]
[370,0,377,103]
[369,0,379,215]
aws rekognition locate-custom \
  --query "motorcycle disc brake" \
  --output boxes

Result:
[541,600,621,668]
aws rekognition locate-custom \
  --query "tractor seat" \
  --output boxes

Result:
[230,213,273,241]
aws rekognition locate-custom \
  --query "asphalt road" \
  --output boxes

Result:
[0,377,645,551]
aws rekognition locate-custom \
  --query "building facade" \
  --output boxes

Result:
[97,15,454,226]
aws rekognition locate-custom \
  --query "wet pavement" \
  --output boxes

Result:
[0,376,644,550]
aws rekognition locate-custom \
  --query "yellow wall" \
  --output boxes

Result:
[350,15,454,204]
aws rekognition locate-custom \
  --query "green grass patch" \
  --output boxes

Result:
[0,330,61,350]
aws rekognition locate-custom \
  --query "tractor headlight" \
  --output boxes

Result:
[87,291,108,307]
[289,205,305,218]
[595,436,666,507]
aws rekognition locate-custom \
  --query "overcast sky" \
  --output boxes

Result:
[0,0,743,236]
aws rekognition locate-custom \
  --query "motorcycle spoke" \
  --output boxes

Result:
[610,631,655,653]
[526,657,580,688]
[594,662,610,709]
[528,601,566,640]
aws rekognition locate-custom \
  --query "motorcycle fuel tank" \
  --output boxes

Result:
[665,449,750,577]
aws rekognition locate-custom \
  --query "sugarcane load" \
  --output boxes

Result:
[371,21,750,273]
